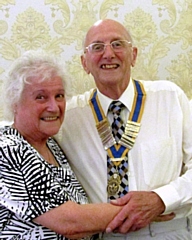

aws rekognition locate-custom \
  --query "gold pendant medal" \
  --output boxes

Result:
[107,173,121,196]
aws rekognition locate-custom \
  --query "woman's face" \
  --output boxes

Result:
[14,75,65,142]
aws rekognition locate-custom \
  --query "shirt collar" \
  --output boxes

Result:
[97,78,135,115]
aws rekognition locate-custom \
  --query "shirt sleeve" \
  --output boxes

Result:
[153,89,192,214]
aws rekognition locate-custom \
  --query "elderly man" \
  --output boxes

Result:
[58,19,192,239]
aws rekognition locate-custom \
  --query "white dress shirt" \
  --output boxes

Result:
[97,79,134,125]
[57,79,192,220]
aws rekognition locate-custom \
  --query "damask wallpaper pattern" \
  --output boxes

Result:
[0,0,191,120]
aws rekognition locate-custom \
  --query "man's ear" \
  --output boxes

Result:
[81,54,90,74]
[131,47,138,67]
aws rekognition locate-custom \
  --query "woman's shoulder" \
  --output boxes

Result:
[0,126,24,149]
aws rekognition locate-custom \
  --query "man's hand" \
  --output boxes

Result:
[106,191,175,234]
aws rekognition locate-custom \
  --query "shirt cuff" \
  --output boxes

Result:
[153,184,181,213]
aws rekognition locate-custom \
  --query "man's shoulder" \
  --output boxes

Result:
[140,80,183,94]
[66,88,95,111]
[189,99,192,110]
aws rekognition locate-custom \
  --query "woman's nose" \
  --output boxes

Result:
[47,98,59,111]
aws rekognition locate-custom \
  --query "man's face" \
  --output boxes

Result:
[81,20,137,94]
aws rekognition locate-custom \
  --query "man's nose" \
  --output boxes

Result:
[102,44,115,58]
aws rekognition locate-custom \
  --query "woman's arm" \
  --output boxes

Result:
[34,200,121,238]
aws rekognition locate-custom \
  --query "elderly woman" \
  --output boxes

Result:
[0,50,121,239]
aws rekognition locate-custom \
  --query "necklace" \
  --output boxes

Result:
[46,148,58,167]
[89,79,146,166]
[89,80,146,197]
[10,125,59,167]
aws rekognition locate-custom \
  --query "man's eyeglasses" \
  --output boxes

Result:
[84,40,132,54]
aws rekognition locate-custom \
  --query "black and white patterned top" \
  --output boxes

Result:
[0,126,88,240]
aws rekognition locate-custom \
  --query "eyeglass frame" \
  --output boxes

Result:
[84,40,132,54]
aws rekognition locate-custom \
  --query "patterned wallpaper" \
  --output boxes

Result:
[0,0,192,120]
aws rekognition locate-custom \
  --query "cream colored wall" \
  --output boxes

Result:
[0,0,191,120]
